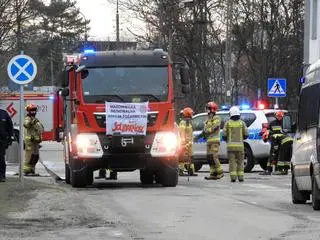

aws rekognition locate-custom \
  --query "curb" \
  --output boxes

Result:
[39,158,63,182]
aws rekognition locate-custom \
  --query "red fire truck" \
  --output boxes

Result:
[57,49,189,188]
[0,90,62,142]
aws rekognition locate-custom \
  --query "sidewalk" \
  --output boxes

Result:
[6,162,50,177]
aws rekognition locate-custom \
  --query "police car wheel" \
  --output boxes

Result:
[292,174,308,204]
[194,163,203,172]
[244,146,254,173]
[312,175,320,210]
[259,158,268,171]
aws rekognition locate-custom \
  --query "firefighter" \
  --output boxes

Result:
[178,107,197,176]
[222,106,248,182]
[23,104,44,175]
[0,108,14,182]
[260,110,292,175]
[203,102,224,180]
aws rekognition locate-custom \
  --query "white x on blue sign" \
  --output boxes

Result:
[7,54,37,85]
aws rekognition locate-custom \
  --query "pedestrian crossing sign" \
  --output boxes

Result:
[268,78,286,97]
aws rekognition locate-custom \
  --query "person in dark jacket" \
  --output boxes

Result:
[0,108,14,182]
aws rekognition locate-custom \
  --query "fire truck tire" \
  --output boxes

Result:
[65,164,71,184]
[312,175,320,210]
[160,166,178,187]
[244,146,254,173]
[291,174,308,204]
[87,170,94,185]
[140,169,154,184]
[14,130,19,143]
[70,168,88,188]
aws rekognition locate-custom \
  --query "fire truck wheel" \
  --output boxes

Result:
[87,170,94,185]
[65,164,71,184]
[140,169,154,184]
[312,175,320,210]
[291,173,309,204]
[160,166,178,187]
[70,168,88,188]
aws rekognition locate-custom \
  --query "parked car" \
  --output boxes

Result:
[192,106,289,172]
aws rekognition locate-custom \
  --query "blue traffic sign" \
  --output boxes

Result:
[7,54,37,85]
[268,78,286,97]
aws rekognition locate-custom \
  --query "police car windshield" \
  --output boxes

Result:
[81,66,168,103]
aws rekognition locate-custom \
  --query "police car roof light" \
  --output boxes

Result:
[220,105,229,110]
[240,104,250,110]
[258,103,265,109]
[83,48,95,54]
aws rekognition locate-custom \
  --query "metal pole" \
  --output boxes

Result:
[19,51,24,186]
[275,97,279,109]
[159,0,164,48]
[116,0,120,50]
[225,0,233,103]
[50,51,54,86]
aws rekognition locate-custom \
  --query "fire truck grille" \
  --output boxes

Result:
[94,112,159,128]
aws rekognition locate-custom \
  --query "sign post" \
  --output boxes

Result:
[267,78,286,109]
[7,53,37,185]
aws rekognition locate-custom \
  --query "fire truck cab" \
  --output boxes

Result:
[58,49,189,188]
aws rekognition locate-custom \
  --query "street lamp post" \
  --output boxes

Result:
[78,11,88,43]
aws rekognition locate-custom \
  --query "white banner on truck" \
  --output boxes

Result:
[105,102,148,136]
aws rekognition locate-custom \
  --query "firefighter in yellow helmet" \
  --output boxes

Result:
[23,104,44,175]
[222,106,248,182]
[203,102,224,180]
[178,107,197,176]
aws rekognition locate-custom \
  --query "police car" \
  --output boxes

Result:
[192,105,288,172]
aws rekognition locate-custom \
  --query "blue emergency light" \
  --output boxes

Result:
[48,95,54,100]
[83,48,95,54]
[240,104,250,110]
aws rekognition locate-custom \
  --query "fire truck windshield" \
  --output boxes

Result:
[81,66,169,103]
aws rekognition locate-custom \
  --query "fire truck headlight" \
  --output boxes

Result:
[75,133,103,158]
[150,132,178,157]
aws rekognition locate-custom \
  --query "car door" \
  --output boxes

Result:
[192,114,208,158]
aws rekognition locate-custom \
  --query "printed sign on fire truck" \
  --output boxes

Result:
[105,102,148,136]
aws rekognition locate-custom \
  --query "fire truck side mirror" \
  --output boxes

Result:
[180,66,190,85]
[60,88,70,97]
[61,68,71,87]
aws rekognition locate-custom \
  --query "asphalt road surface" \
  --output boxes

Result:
[2,142,320,240]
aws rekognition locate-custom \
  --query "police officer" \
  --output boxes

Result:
[222,106,248,182]
[178,107,197,176]
[203,102,224,180]
[0,108,14,182]
[261,110,292,175]
[23,104,44,175]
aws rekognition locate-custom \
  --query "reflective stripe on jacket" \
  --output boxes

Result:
[204,116,221,143]
[223,119,248,152]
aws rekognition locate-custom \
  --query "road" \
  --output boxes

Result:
[2,142,320,240]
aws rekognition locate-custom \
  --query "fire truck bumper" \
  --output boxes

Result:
[77,153,178,172]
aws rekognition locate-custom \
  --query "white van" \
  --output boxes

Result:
[291,60,320,210]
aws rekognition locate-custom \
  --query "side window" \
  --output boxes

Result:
[240,113,257,127]
[217,113,229,128]
[298,83,320,130]
[192,115,207,131]
[265,113,276,124]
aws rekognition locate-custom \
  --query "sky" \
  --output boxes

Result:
[75,0,143,41]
